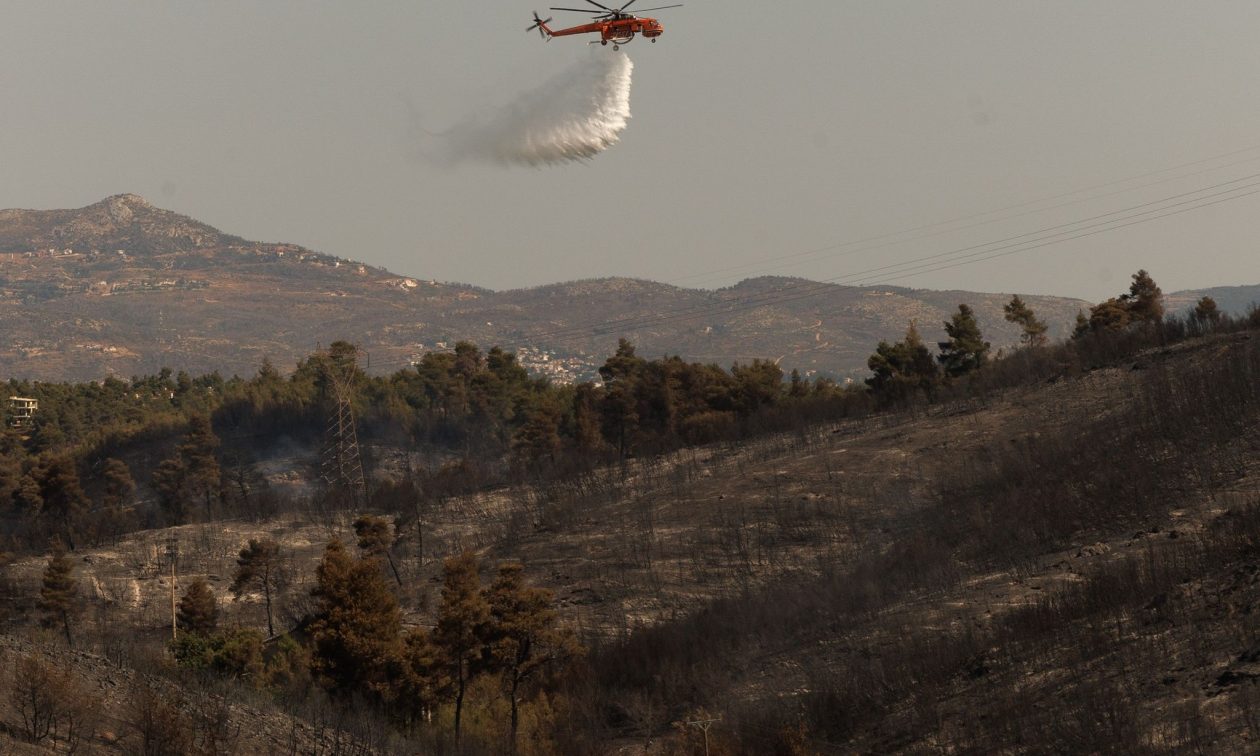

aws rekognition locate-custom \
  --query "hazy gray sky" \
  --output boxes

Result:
[2,1,1258,301]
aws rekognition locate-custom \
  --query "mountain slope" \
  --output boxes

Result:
[0,194,237,255]
[4,328,1257,752]
[1,195,1243,383]
[1165,284,1260,316]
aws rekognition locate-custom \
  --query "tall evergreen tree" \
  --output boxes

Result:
[309,539,402,701]
[938,304,991,377]
[484,562,580,752]
[180,414,221,519]
[151,457,189,522]
[101,458,136,510]
[512,400,564,468]
[866,323,939,402]
[151,414,221,522]
[98,458,137,543]
[1003,295,1049,347]
[353,515,402,586]
[230,538,283,637]
[1088,298,1132,332]
[571,383,606,454]
[1072,309,1091,339]
[1124,269,1164,323]
[1193,295,1222,329]
[176,578,219,635]
[0,453,18,514]
[395,628,440,731]
[600,383,640,458]
[599,339,646,384]
[13,473,43,518]
[788,369,808,398]
[37,457,89,550]
[731,359,783,417]
[27,420,66,456]
[599,340,646,457]
[434,551,491,748]
[0,552,13,626]
[38,541,78,647]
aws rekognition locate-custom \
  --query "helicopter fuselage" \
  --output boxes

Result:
[547,16,663,44]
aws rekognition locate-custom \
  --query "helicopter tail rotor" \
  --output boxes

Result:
[527,11,554,39]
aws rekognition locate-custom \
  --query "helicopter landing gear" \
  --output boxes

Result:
[613,44,619,50]
[651,38,656,42]
[601,39,608,45]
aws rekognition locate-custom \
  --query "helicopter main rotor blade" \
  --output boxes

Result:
[583,0,617,11]
[631,3,683,10]
[619,0,638,11]
[551,6,604,12]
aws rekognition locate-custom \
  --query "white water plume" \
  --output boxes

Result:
[446,52,633,167]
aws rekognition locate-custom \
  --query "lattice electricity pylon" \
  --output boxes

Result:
[320,347,366,504]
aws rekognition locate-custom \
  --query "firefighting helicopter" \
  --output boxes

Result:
[527,0,683,50]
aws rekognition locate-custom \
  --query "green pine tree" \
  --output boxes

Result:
[599,340,646,457]
[1193,295,1221,329]
[512,400,564,468]
[151,415,221,523]
[38,457,89,550]
[38,541,78,647]
[1072,309,1091,339]
[1003,295,1049,347]
[309,539,402,702]
[1088,298,1132,332]
[176,578,219,635]
[484,562,580,752]
[395,628,440,730]
[353,515,402,586]
[1124,269,1164,323]
[866,323,939,403]
[938,304,990,377]
[230,538,283,637]
[180,414,221,520]
[101,458,136,510]
[434,551,491,748]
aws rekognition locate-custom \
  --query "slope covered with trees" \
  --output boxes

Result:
[0,269,1258,752]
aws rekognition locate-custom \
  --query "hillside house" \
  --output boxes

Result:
[8,396,37,427]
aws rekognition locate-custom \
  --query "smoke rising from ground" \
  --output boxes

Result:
[445,52,633,168]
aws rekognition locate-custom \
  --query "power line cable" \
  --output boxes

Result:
[519,173,1260,342]
[668,142,1260,287]
[511,173,1260,345]
[660,187,1260,339]
[847,184,1260,289]
[819,175,1260,286]
[528,176,1253,345]
[675,155,1260,287]
[679,184,1260,324]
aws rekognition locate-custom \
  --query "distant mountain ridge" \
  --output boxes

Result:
[1165,285,1260,318]
[0,194,239,255]
[0,195,1253,383]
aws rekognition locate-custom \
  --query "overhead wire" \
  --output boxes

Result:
[770,183,1260,299]
[516,173,1260,343]
[668,142,1260,287]
[510,170,1260,345]
[816,174,1260,285]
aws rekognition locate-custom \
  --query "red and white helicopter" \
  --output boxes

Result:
[528,0,683,50]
